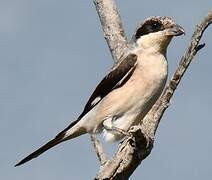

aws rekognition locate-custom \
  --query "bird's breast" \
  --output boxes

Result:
[125,54,167,114]
[96,53,168,127]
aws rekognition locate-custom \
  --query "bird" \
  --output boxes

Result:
[15,16,185,166]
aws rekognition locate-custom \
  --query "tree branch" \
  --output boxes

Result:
[90,134,108,166]
[94,6,212,180]
[93,0,128,64]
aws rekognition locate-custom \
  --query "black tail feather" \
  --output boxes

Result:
[15,119,83,167]
[15,136,64,167]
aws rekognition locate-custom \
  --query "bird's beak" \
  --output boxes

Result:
[165,24,185,36]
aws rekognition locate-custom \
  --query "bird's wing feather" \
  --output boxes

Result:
[78,53,137,119]
[56,53,137,138]
[54,53,137,140]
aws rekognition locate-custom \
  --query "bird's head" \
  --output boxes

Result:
[131,16,185,54]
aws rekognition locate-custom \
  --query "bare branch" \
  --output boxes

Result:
[90,134,108,166]
[93,0,128,64]
[95,10,212,180]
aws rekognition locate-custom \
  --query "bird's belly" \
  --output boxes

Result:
[98,68,167,129]
[116,76,166,128]
[99,61,167,142]
[102,77,166,142]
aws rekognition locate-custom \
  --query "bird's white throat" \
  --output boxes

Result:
[136,31,172,55]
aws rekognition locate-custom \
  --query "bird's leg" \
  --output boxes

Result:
[103,117,131,137]
[90,128,108,166]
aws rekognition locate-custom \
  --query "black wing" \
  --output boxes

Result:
[78,53,137,119]
[54,54,137,139]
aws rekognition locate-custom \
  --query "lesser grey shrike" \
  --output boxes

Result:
[15,16,184,166]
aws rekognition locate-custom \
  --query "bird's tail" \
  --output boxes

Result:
[15,119,86,167]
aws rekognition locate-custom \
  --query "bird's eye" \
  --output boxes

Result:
[151,22,161,30]
[134,21,163,39]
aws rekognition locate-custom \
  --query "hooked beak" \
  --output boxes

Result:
[165,24,185,36]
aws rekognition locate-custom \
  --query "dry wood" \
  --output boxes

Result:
[93,0,128,64]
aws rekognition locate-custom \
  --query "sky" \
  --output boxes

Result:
[1,0,212,179]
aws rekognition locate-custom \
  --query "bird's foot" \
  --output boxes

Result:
[103,117,131,137]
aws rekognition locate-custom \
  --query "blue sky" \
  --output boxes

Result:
[1,0,212,179]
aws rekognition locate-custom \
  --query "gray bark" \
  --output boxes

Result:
[93,0,128,65]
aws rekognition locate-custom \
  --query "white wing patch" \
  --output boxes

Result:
[91,96,101,106]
